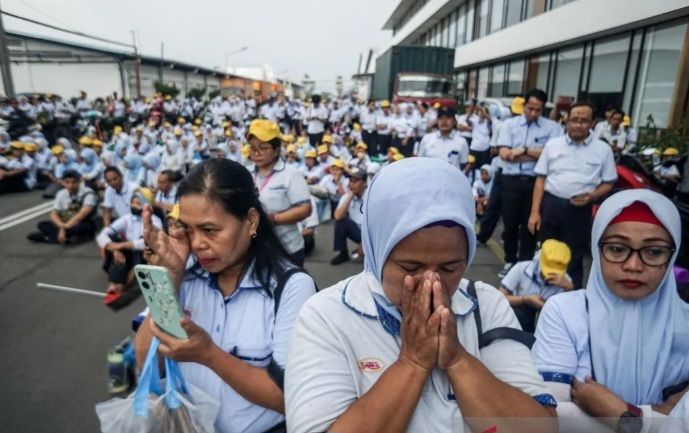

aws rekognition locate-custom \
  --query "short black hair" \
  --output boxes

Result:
[159,169,175,181]
[524,88,548,105]
[611,109,625,118]
[567,101,595,118]
[104,166,122,177]
[61,169,81,180]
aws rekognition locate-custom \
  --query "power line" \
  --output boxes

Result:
[13,0,68,28]
[0,9,133,49]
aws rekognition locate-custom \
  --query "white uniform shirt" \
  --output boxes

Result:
[336,192,364,227]
[254,159,311,254]
[54,183,98,217]
[178,265,316,433]
[155,185,177,207]
[286,273,553,433]
[102,181,138,218]
[497,115,562,176]
[5,154,37,189]
[319,174,349,198]
[417,131,469,168]
[470,120,492,152]
[305,105,329,134]
[96,213,162,250]
[501,258,571,300]
[359,109,377,132]
[534,134,617,199]
[457,114,479,140]
[375,113,393,135]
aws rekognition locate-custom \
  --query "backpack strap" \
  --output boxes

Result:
[466,279,536,350]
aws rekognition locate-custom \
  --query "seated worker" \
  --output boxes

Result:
[330,167,367,265]
[27,169,98,244]
[152,169,177,223]
[0,141,37,194]
[499,239,573,332]
[532,190,688,433]
[299,150,322,185]
[102,166,138,227]
[96,187,162,306]
[472,164,494,217]
[319,158,349,217]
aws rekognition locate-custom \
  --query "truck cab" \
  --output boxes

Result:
[392,73,456,108]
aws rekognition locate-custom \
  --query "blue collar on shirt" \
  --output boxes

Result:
[207,262,264,303]
[517,114,541,127]
[565,133,593,146]
[524,258,544,286]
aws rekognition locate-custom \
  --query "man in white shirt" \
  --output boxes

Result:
[102,166,138,227]
[417,107,469,169]
[359,100,378,156]
[0,141,36,193]
[306,95,328,148]
[375,101,393,156]
[330,168,367,265]
[529,101,617,288]
[456,99,478,147]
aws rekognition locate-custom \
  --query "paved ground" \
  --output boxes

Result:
[0,190,505,432]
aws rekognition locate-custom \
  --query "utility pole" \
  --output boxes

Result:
[131,30,141,98]
[0,2,16,97]
[159,42,164,82]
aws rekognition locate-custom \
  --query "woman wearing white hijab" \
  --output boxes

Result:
[161,138,185,176]
[285,157,556,433]
[532,189,688,433]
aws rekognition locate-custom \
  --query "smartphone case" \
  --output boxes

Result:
[134,264,188,339]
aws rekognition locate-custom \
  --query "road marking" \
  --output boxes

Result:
[37,282,104,298]
[0,202,53,232]
[0,202,53,225]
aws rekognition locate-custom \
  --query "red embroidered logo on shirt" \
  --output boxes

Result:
[358,358,384,372]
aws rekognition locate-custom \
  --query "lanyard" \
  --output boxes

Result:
[254,170,275,193]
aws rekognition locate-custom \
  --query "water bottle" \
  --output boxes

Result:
[107,340,129,394]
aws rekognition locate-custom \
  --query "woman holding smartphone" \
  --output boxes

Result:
[135,158,317,433]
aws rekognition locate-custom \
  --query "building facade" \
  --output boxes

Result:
[383,0,689,128]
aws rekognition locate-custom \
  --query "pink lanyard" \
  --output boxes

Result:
[254,170,275,193]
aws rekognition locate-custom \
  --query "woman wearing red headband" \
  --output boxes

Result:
[532,189,688,433]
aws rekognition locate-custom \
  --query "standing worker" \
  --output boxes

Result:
[496,89,561,278]
[529,102,617,289]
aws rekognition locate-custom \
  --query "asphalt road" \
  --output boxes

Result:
[0,190,505,432]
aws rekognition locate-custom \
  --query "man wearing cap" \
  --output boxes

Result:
[319,159,349,213]
[375,101,393,156]
[417,107,469,170]
[249,119,312,266]
[317,144,335,172]
[497,88,561,279]
[330,167,367,265]
[0,141,37,193]
[529,101,617,289]
[28,169,97,244]
[499,239,573,332]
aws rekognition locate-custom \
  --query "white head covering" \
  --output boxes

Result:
[362,157,476,283]
[587,189,687,405]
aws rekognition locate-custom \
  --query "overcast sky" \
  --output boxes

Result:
[3,0,397,92]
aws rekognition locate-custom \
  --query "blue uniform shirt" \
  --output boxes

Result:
[497,115,561,176]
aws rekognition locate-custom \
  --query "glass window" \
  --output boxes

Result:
[477,67,490,99]
[490,0,505,34]
[477,0,490,39]
[456,4,467,47]
[489,63,506,96]
[505,0,522,28]
[526,53,551,92]
[449,10,457,48]
[467,69,478,99]
[549,0,576,10]
[622,32,642,114]
[442,17,449,47]
[588,34,631,93]
[456,71,468,102]
[633,20,689,128]
[523,0,534,20]
[507,59,525,95]
[552,44,584,102]
[466,0,476,43]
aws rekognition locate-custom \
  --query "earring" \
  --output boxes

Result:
[251,232,257,239]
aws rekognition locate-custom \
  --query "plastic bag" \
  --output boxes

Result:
[95,338,220,433]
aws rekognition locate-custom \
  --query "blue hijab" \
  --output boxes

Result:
[362,157,477,283]
[124,154,144,183]
[80,147,98,170]
[588,189,688,405]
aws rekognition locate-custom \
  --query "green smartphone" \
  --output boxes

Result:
[134,264,188,339]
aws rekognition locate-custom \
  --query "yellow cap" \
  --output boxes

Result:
[222,121,230,128]
[393,153,405,161]
[511,97,525,115]
[468,155,476,164]
[332,159,345,169]
[174,127,183,136]
[163,122,172,128]
[177,117,186,125]
[540,239,572,277]
[380,100,391,108]
[622,115,631,127]
[134,187,155,205]
[286,144,297,154]
[356,142,368,150]
[194,118,202,126]
[433,102,442,109]
[663,147,679,156]
[51,145,64,155]
[241,144,251,157]
[193,130,203,137]
[248,119,280,142]
[388,146,400,155]
[165,95,172,101]
[79,136,93,146]
[224,129,233,137]
[280,134,295,143]
[10,141,24,150]
[353,123,361,131]
[168,203,180,220]
[92,139,103,147]
[297,136,307,145]
[322,134,333,144]
[317,144,329,155]
[113,125,123,135]
[305,150,317,158]
[23,142,38,152]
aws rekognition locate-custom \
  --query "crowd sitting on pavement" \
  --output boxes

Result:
[1,88,688,432]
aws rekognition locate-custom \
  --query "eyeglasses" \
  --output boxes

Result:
[250,145,274,154]
[598,242,675,267]
[567,118,592,125]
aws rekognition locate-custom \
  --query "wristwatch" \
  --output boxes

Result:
[615,404,643,433]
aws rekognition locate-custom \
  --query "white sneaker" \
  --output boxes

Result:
[498,262,514,279]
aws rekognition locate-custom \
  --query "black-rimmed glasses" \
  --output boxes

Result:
[598,242,675,267]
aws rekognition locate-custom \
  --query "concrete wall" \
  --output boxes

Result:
[10,62,122,99]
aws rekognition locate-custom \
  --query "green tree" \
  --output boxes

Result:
[154,81,180,98]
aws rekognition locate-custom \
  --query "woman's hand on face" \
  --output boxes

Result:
[399,271,442,373]
[150,317,216,367]
[435,275,467,370]
[571,377,628,420]
[143,204,190,275]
